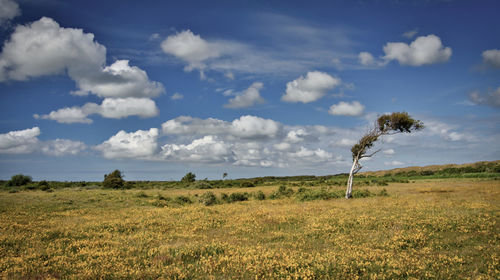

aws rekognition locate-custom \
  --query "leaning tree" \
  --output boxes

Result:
[345,112,424,199]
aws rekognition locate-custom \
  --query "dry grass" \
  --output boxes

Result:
[0,179,499,279]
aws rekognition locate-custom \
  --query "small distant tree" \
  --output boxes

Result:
[103,170,125,189]
[346,112,424,199]
[7,174,32,186]
[222,172,228,180]
[181,172,196,183]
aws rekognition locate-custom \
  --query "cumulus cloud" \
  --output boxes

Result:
[162,115,281,139]
[383,34,452,66]
[35,98,159,124]
[469,87,500,107]
[0,127,40,154]
[385,160,404,166]
[0,127,86,156]
[161,30,221,72]
[34,107,93,124]
[383,149,395,155]
[358,52,375,66]
[73,60,164,98]
[0,0,20,25]
[282,71,341,103]
[224,82,265,108]
[0,17,164,122]
[328,101,365,116]
[95,128,159,159]
[482,49,500,68]
[337,138,356,147]
[171,92,184,100]
[162,135,235,163]
[41,139,87,156]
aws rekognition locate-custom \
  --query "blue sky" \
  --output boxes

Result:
[0,0,499,181]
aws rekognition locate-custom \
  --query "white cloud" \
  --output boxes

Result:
[36,98,159,124]
[383,34,452,66]
[0,127,40,154]
[224,82,265,108]
[482,49,500,68]
[337,138,356,147]
[289,146,332,162]
[469,87,500,107]
[231,115,281,139]
[162,115,281,140]
[402,29,418,39]
[41,139,87,156]
[0,0,20,25]
[34,107,93,124]
[73,60,164,98]
[0,17,164,122]
[383,149,395,155]
[0,17,105,82]
[328,101,365,116]
[385,160,404,166]
[95,128,159,159]
[171,92,184,100]
[90,98,159,119]
[161,135,235,163]
[0,127,86,156]
[161,30,221,71]
[282,71,341,103]
[358,52,375,66]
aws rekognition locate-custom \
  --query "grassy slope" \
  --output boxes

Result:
[0,178,499,279]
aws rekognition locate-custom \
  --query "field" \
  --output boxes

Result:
[1,178,499,279]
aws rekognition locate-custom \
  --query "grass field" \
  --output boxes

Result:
[1,178,499,279]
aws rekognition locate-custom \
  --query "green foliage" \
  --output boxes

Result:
[255,190,266,200]
[199,192,218,206]
[228,192,249,202]
[192,181,213,189]
[377,112,424,133]
[103,170,125,189]
[174,195,193,205]
[181,172,196,183]
[270,185,294,199]
[240,181,255,188]
[7,174,32,186]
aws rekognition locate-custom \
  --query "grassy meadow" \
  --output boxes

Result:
[0,176,499,279]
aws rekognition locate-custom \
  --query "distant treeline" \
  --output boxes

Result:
[1,161,499,191]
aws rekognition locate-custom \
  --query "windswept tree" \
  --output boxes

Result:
[346,112,424,199]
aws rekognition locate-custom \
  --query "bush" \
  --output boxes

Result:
[103,170,125,189]
[220,193,229,203]
[199,192,218,206]
[181,172,196,183]
[379,188,389,197]
[255,190,266,200]
[193,181,213,189]
[270,185,294,199]
[228,192,248,202]
[174,195,192,205]
[241,181,255,188]
[7,174,32,186]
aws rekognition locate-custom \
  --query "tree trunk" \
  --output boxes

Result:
[345,157,358,199]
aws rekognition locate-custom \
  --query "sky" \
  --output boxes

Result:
[0,0,499,181]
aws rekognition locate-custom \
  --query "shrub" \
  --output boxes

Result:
[241,181,255,188]
[270,185,294,199]
[199,192,218,206]
[220,193,229,203]
[7,174,32,186]
[193,181,213,189]
[228,192,248,202]
[103,170,125,189]
[181,172,196,183]
[255,190,266,200]
[174,195,192,205]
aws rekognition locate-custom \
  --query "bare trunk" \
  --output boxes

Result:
[345,157,358,199]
